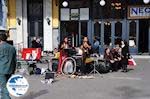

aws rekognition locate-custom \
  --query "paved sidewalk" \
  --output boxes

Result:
[10,58,150,99]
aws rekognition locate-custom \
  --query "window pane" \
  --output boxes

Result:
[81,22,87,37]
[129,21,137,47]
[115,22,122,37]
[129,21,136,37]
[104,22,111,46]
[94,21,101,44]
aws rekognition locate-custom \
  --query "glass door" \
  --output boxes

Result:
[79,21,88,46]
[104,21,112,47]
[60,21,88,47]
[93,20,124,53]
[114,21,123,45]
[128,20,139,54]
[27,0,43,48]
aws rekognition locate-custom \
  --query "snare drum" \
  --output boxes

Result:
[61,57,76,75]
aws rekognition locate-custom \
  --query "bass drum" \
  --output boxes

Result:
[61,57,76,75]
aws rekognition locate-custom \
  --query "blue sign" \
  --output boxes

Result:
[128,6,150,19]
[6,75,29,97]
[131,7,150,15]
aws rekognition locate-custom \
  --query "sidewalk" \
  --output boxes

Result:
[132,55,150,59]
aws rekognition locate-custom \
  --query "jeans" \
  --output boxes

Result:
[0,75,11,99]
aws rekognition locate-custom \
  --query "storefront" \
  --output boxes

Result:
[59,0,150,54]
[1,0,149,54]
[6,0,54,51]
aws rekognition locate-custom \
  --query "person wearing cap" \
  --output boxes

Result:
[0,30,16,99]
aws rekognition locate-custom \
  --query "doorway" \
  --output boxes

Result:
[139,20,149,53]
[27,0,43,47]
[60,21,88,47]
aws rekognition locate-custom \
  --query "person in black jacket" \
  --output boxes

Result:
[121,40,129,72]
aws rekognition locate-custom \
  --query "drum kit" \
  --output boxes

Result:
[60,48,107,76]
[60,47,82,75]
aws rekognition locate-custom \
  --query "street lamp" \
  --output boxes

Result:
[100,0,106,6]
[143,0,150,4]
[62,1,68,7]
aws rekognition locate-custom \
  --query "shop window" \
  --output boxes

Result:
[129,21,137,47]
[81,22,87,37]
[104,22,111,46]
[115,21,122,44]
[94,21,101,44]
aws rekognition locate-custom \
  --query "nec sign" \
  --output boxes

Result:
[128,6,150,19]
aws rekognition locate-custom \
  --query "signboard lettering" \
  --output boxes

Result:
[128,6,150,19]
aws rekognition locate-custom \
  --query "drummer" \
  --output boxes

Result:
[80,36,93,75]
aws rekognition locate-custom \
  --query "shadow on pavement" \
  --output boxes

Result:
[22,89,49,99]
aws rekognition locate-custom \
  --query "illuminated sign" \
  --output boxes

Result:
[128,6,150,19]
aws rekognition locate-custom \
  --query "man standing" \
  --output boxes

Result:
[0,30,16,99]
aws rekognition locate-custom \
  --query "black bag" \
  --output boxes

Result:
[35,68,41,75]
[45,72,55,79]
[28,63,37,75]
[96,61,110,73]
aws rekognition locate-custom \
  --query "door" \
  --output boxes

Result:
[139,20,149,53]
[128,20,138,54]
[27,0,43,48]
[60,21,88,47]
[93,20,124,53]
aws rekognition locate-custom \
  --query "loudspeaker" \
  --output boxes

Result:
[45,72,55,79]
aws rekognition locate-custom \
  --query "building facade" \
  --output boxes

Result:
[1,0,150,54]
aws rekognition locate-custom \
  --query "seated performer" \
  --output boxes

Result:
[104,47,116,72]
[111,44,122,71]
[80,36,93,74]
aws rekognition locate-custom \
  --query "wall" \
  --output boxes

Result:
[52,0,59,49]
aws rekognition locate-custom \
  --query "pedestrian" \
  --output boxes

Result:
[121,40,129,72]
[0,30,16,99]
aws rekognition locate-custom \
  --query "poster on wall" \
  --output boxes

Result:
[71,9,79,20]
[60,8,70,21]
[80,8,89,20]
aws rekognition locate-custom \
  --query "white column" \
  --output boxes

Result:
[43,0,53,51]
[22,0,28,48]
[16,0,23,45]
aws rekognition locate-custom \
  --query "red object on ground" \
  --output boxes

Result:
[128,58,136,69]
[22,48,42,60]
